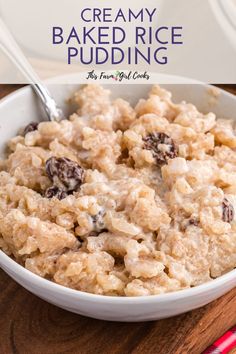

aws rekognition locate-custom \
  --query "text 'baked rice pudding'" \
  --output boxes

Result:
[0,84,236,296]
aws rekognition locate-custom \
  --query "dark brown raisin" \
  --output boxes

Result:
[24,122,39,136]
[143,132,178,166]
[44,186,68,200]
[46,157,84,192]
[222,198,234,223]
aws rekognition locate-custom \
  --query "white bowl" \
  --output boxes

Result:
[0,81,236,322]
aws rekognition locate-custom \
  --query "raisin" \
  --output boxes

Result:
[44,186,67,200]
[222,198,234,223]
[46,157,84,192]
[143,132,178,166]
[23,122,39,136]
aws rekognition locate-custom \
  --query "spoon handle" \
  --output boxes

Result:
[0,18,64,121]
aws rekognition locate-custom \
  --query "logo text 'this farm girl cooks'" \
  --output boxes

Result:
[52,7,184,66]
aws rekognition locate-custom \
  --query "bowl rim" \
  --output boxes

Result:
[0,82,236,304]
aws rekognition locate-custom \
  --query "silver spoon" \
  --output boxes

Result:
[0,18,64,121]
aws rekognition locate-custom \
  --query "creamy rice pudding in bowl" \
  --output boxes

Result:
[0,80,236,321]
